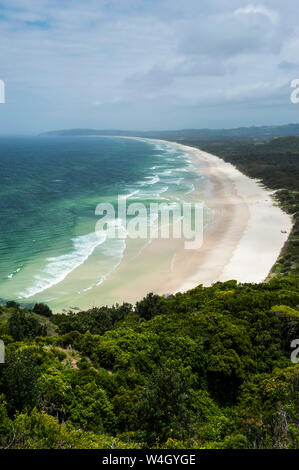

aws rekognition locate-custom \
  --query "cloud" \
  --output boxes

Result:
[125,57,229,94]
[0,1,298,132]
[234,4,280,24]
[278,61,299,71]
[178,8,283,59]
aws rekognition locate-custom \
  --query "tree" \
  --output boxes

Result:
[1,349,41,413]
[0,395,13,448]
[135,293,164,320]
[67,382,116,433]
[8,310,46,341]
[135,361,196,444]
[33,303,53,318]
[5,301,19,309]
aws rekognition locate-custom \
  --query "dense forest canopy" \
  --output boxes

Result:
[0,277,298,448]
[41,123,299,141]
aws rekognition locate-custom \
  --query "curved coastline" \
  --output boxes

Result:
[8,136,293,311]
[122,137,293,293]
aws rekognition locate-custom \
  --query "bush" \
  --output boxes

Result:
[8,310,46,341]
[5,301,20,309]
[33,303,53,318]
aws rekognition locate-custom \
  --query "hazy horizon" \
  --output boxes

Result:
[3,121,299,138]
[0,0,299,134]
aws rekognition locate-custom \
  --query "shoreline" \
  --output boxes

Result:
[122,137,293,292]
[13,136,293,312]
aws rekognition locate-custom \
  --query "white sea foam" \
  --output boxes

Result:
[96,238,126,287]
[16,138,201,301]
[120,190,140,200]
[77,237,127,293]
[168,177,184,185]
[150,165,164,170]
[18,231,107,299]
[158,169,173,176]
[184,183,195,195]
[7,267,22,279]
[127,190,140,199]
[143,175,160,185]
[137,187,169,200]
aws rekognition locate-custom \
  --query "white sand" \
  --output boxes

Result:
[91,136,293,295]
[159,141,293,289]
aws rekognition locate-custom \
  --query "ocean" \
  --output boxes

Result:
[0,136,205,310]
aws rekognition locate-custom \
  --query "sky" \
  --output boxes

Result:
[0,0,299,133]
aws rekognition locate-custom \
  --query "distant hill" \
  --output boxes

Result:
[40,123,299,141]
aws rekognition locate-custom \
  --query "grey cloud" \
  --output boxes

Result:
[126,66,174,92]
[178,10,284,58]
[279,61,299,70]
[0,1,298,133]
[125,57,229,93]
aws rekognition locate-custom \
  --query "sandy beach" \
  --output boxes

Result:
[22,137,293,311]
[75,136,293,306]
[152,139,293,292]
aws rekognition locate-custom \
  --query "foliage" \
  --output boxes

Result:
[134,361,196,444]
[0,277,298,448]
[0,348,41,414]
[8,310,46,341]
[33,303,53,318]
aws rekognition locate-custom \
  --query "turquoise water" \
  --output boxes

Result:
[0,136,202,307]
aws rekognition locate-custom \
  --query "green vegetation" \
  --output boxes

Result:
[41,123,299,140]
[1,128,298,449]
[0,278,298,449]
